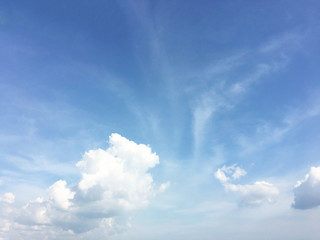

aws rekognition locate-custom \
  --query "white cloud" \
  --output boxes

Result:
[292,166,320,209]
[19,197,51,225]
[214,164,247,183]
[232,166,247,179]
[76,133,160,212]
[215,165,279,206]
[0,219,11,233]
[214,168,229,183]
[0,192,15,204]
[159,181,171,193]
[0,192,15,237]
[47,180,75,210]
[0,133,167,239]
[225,181,279,206]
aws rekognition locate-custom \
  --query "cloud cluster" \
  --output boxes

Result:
[292,166,320,209]
[0,133,168,239]
[0,192,15,239]
[215,164,279,206]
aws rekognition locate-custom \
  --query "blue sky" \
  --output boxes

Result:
[1,0,320,239]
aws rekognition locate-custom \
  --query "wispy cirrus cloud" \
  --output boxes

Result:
[259,31,304,54]
[191,59,273,155]
[190,28,310,158]
[238,98,320,155]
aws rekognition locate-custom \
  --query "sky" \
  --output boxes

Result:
[1,0,320,239]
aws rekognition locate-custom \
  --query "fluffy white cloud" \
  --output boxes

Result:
[215,164,279,206]
[214,164,247,183]
[214,168,230,183]
[225,181,279,205]
[0,192,15,237]
[19,197,51,225]
[0,192,15,204]
[76,133,160,213]
[47,180,75,210]
[292,166,320,209]
[0,133,168,239]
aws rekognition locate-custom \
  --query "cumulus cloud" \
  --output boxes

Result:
[0,192,15,204]
[76,133,160,213]
[292,166,320,209]
[215,164,279,206]
[214,164,247,183]
[0,192,15,237]
[0,133,168,239]
[47,180,75,210]
[225,181,279,206]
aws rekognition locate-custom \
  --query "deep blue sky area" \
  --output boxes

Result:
[1,1,320,239]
